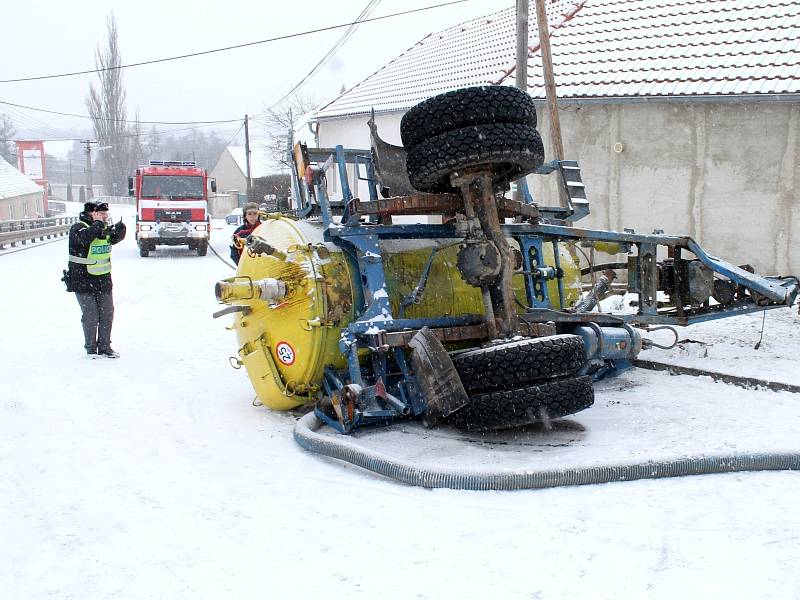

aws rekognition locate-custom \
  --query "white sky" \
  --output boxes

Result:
[1,0,504,140]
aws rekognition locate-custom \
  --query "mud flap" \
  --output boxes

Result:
[408,327,469,425]
[368,112,418,197]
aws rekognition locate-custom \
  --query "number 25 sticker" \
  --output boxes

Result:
[276,342,296,366]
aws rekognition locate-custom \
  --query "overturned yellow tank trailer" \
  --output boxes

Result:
[215,216,582,411]
[215,85,799,435]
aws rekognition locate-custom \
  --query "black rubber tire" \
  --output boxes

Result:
[406,122,545,193]
[400,86,537,150]
[139,244,149,257]
[448,375,594,432]
[452,334,587,394]
[197,240,208,256]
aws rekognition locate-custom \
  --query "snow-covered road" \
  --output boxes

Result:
[2,205,800,599]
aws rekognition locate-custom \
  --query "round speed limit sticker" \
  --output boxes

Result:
[275,342,296,366]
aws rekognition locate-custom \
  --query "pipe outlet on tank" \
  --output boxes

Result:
[215,277,287,304]
[246,235,287,260]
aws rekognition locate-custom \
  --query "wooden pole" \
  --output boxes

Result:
[514,0,529,203]
[244,114,252,202]
[533,0,570,208]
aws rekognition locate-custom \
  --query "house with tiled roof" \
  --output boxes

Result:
[209,140,291,215]
[210,141,285,196]
[0,156,44,220]
[309,0,800,274]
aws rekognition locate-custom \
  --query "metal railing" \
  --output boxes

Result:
[91,195,135,206]
[0,216,77,249]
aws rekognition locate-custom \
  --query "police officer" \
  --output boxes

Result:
[67,201,126,358]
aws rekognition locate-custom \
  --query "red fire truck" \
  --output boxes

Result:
[129,160,216,257]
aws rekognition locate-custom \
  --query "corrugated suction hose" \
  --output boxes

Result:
[294,412,800,491]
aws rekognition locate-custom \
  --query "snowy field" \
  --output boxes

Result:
[2,204,800,599]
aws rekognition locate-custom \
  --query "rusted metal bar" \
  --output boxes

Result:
[348,193,462,217]
[371,323,490,348]
[496,197,540,220]
[348,194,539,221]
[473,173,518,336]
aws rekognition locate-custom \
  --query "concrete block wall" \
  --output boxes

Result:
[532,100,800,275]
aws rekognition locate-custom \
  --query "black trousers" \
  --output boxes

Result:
[75,291,115,352]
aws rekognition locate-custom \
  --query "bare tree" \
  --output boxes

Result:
[143,125,161,164]
[128,108,146,174]
[0,114,17,164]
[155,128,227,170]
[86,13,135,196]
[261,92,319,168]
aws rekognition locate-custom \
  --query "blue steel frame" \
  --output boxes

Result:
[289,139,798,432]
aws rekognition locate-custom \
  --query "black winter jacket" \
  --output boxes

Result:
[230,220,259,265]
[67,212,127,293]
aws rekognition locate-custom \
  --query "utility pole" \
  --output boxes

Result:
[244,114,252,202]
[514,0,529,203]
[533,0,571,208]
[81,139,97,200]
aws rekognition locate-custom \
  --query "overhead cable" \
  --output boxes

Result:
[266,0,382,110]
[0,1,470,84]
[0,99,247,126]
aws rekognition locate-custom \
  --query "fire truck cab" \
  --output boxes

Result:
[129,160,215,257]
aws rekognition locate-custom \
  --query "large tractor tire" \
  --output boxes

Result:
[405,122,544,193]
[447,375,594,432]
[400,86,537,150]
[452,334,587,394]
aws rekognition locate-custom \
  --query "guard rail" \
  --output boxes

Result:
[0,216,77,249]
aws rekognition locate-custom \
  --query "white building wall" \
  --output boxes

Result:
[209,149,247,199]
[0,191,44,220]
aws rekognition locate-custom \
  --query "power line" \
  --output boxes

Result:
[1,121,245,144]
[267,0,382,111]
[1,102,66,139]
[0,99,246,126]
[221,121,246,148]
[0,1,471,84]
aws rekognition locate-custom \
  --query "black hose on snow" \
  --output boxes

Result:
[294,412,800,491]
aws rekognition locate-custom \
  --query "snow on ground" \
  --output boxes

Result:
[2,206,800,599]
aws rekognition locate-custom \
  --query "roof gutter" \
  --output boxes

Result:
[540,93,800,106]
[313,93,800,121]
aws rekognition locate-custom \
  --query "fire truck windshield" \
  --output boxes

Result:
[141,175,204,198]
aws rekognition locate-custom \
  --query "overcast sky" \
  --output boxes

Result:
[1,0,505,141]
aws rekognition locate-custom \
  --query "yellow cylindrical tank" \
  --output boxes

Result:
[216,216,581,410]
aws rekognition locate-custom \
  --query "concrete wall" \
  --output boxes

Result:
[316,99,800,274]
[208,193,236,218]
[533,100,800,275]
[48,183,104,201]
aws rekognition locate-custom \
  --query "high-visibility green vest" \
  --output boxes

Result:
[69,222,112,276]
[86,236,112,275]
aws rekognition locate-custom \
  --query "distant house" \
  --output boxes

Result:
[308,0,800,274]
[0,156,44,220]
[210,140,287,201]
